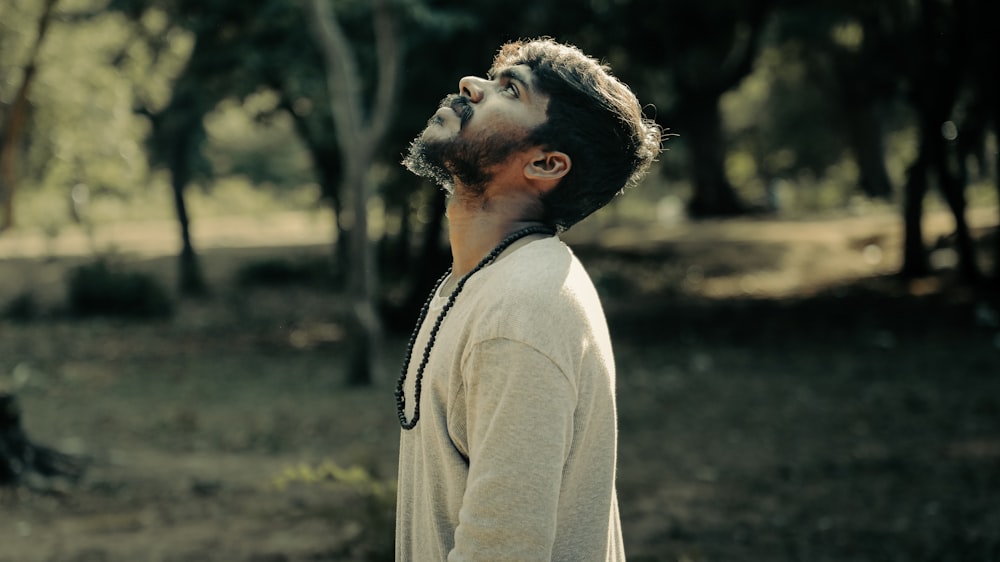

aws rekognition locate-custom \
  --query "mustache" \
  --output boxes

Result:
[439,94,472,126]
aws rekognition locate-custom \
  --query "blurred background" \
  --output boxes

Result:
[0,0,998,560]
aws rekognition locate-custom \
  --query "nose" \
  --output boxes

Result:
[458,75,486,102]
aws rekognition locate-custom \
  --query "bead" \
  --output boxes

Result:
[395,225,554,429]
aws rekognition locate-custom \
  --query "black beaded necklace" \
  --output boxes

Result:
[395,224,556,430]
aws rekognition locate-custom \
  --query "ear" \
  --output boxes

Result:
[523,150,571,188]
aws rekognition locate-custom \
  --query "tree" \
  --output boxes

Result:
[772,3,899,200]
[306,0,402,385]
[143,85,211,295]
[110,0,326,295]
[894,0,981,281]
[105,0,219,295]
[617,0,775,217]
[963,0,1000,283]
[0,0,58,232]
[275,91,347,270]
[771,0,995,283]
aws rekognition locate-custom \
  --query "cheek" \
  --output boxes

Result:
[466,110,535,141]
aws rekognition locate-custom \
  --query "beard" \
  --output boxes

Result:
[403,94,533,195]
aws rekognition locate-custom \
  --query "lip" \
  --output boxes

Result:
[440,94,472,126]
[451,100,471,123]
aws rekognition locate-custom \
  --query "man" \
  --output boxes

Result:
[395,37,663,561]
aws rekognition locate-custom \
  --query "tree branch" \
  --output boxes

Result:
[305,0,363,149]
[367,0,402,148]
[0,0,60,232]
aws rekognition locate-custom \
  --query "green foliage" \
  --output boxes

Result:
[29,7,188,194]
[66,260,174,319]
[203,92,316,190]
[722,44,845,179]
[271,458,393,497]
[2,0,996,268]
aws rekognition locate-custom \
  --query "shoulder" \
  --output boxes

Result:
[467,237,606,340]
[487,237,590,301]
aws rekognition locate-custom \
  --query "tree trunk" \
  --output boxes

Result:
[900,113,976,282]
[844,102,893,199]
[345,161,380,386]
[0,0,58,233]
[406,189,447,311]
[383,189,448,333]
[282,101,349,281]
[396,194,412,268]
[932,128,980,282]
[169,131,206,296]
[896,0,973,282]
[992,59,1000,283]
[986,2,1000,283]
[306,0,401,386]
[901,149,931,278]
[1,393,86,492]
[994,121,1000,282]
[682,95,745,217]
[310,147,349,282]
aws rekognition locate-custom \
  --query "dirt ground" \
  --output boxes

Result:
[0,207,998,561]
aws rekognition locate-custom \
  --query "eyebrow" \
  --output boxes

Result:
[495,66,533,95]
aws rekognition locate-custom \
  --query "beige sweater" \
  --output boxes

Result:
[395,237,625,561]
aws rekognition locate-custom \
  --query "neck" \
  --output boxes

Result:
[446,189,550,278]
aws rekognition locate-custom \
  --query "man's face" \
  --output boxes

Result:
[403,64,550,194]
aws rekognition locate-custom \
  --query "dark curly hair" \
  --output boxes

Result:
[490,38,664,231]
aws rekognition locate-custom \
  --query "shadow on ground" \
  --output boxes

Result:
[0,213,997,561]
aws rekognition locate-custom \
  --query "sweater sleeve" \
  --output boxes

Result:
[448,337,577,562]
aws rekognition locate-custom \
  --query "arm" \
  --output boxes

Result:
[449,337,577,561]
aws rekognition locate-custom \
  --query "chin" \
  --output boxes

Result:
[419,125,451,144]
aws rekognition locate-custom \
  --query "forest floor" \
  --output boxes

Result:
[0,205,998,561]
